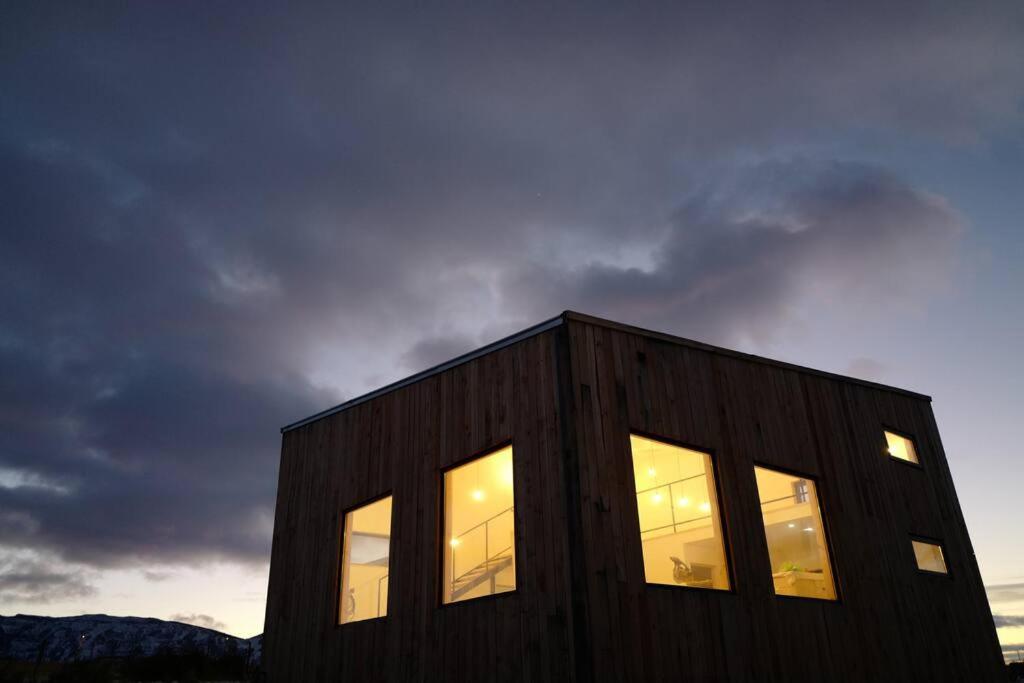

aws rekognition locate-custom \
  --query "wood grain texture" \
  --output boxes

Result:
[264,314,1003,682]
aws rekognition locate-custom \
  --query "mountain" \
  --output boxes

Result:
[0,614,261,664]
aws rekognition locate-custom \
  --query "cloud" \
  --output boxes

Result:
[503,160,963,347]
[169,613,227,632]
[0,1,1020,582]
[0,550,97,604]
[988,583,1024,605]
[994,614,1024,628]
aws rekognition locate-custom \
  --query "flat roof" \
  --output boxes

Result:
[281,310,930,433]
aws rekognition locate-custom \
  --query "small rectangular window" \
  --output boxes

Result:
[339,495,392,624]
[629,435,730,590]
[885,430,919,464]
[443,445,516,604]
[755,466,837,600]
[912,539,949,574]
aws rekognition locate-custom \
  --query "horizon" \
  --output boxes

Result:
[1,0,1022,659]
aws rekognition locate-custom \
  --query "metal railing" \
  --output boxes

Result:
[636,473,713,537]
[449,506,514,591]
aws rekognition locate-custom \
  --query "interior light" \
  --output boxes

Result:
[651,491,663,504]
[803,527,814,533]
[647,467,657,477]
[471,489,485,502]
[699,501,711,513]
[676,496,690,508]
[787,523,795,529]
[449,538,461,547]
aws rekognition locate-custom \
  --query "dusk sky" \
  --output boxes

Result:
[1,1,1022,655]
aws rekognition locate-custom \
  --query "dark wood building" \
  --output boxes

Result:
[263,312,1003,682]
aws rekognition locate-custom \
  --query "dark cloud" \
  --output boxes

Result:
[0,554,96,604]
[0,1,1021,580]
[502,160,963,345]
[170,613,228,632]
[994,614,1024,628]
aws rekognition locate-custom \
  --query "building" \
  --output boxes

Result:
[263,311,1003,682]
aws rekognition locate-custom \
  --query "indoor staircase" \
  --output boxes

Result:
[450,545,514,600]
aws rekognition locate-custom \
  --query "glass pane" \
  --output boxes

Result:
[339,495,392,624]
[754,467,837,600]
[630,435,730,590]
[912,540,948,574]
[885,431,919,464]
[443,445,516,604]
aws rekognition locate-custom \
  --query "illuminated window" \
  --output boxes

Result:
[884,430,919,464]
[912,539,949,574]
[629,435,730,590]
[339,495,392,624]
[754,467,837,600]
[442,445,516,604]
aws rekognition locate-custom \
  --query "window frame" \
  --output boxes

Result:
[882,426,923,469]
[910,534,952,578]
[437,440,520,608]
[751,461,842,604]
[336,490,395,627]
[627,430,736,595]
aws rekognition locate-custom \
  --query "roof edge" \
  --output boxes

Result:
[562,310,932,402]
[280,313,566,433]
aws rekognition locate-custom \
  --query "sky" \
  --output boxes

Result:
[0,0,1022,656]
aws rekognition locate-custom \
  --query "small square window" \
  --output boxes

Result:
[884,430,919,464]
[912,539,948,574]
[339,495,392,624]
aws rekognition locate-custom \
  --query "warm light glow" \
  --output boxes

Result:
[884,430,919,464]
[629,434,730,591]
[443,445,517,604]
[339,496,392,624]
[755,466,836,601]
[912,539,948,574]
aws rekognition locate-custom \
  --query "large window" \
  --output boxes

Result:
[442,445,516,604]
[884,430,919,464]
[912,538,949,574]
[629,435,730,590]
[754,467,837,600]
[339,495,392,624]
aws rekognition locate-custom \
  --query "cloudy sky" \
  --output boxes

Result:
[1,1,1022,652]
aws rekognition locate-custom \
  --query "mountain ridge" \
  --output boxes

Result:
[0,613,262,664]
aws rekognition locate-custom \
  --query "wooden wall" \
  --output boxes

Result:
[563,316,1004,682]
[264,313,1003,682]
[263,328,578,682]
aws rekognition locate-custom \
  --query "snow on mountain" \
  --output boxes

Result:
[0,614,261,663]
